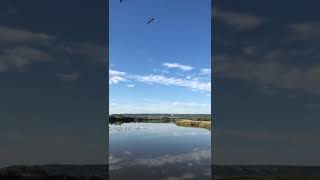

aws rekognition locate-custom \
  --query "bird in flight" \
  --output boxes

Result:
[147,17,155,24]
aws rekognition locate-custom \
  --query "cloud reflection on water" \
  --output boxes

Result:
[109,123,211,179]
[109,148,210,171]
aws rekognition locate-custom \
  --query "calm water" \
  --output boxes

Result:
[109,122,211,180]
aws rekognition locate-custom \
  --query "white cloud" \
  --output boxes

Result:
[200,68,211,76]
[127,84,135,88]
[110,70,126,76]
[163,63,193,71]
[109,76,126,85]
[133,74,211,92]
[109,68,211,93]
[109,69,127,85]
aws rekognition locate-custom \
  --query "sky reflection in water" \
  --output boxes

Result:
[109,123,211,180]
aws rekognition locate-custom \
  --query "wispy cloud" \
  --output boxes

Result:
[163,63,193,71]
[127,84,135,88]
[134,74,210,92]
[110,69,127,76]
[213,7,264,30]
[200,68,211,76]
[109,69,127,85]
[109,69,211,93]
[110,101,210,114]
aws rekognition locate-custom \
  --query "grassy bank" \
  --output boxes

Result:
[174,119,211,129]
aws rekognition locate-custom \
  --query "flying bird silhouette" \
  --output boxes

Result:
[147,17,155,24]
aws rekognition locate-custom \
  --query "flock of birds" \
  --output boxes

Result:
[109,124,146,131]
[119,0,155,24]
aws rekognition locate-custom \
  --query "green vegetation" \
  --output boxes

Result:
[174,119,211,129]
[190,117,211,121]
[109,115,135,123]
[109,114,171,124]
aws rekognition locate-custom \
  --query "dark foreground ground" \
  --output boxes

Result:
[214,165,320,180]
[1,165,320,180]
[0,165,108,180]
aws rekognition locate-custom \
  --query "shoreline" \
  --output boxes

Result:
[109,115,212,130]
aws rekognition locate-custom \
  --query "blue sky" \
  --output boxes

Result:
[109,0,211,114]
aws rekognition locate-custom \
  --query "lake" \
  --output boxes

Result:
[109,122,211,180]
